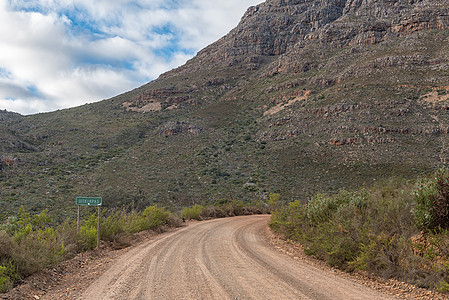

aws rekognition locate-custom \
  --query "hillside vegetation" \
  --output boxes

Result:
[2,0,449,220]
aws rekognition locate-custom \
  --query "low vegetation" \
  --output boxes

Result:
[270,168,449,293]
[0,205,175,292]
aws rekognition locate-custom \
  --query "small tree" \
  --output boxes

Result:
[268,193,281,211]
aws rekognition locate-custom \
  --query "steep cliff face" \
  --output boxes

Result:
[196,0,347,62]
[154,0,448,82]
[195,0,449,63]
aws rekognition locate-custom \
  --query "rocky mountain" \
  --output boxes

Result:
[2,0,449,219]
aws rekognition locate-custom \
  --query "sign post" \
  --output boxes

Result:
[76,197,103,249]
[77,205,80,232]
[97,206,101,250]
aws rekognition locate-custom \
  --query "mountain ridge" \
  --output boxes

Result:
[1,0,449,218]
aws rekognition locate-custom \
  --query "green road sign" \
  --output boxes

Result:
[76,197,102,206]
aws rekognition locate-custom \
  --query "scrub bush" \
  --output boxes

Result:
[270,173,449,292]
[181,205,205,220]
[413,168,449,230]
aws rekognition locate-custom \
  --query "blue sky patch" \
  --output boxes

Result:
[0,68,11,79]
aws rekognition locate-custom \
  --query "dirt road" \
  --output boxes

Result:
[81,215,395,299]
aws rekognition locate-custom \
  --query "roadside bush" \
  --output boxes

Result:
[181,205,205,220]
[141,205,170,230]
[187,200,267,220]
[0,262,18,293]
[270,174,449,292]
[81,205,171,244]
[123,211,146,234]
[98,211,126,241]
[8,208,66,277]
[166,213,183,227]
[0,232,19,293]
[228,200,244,215]
[413,168,449,230]
[267,193,281,211]
[0,208,67,292]
[56,220,81,257]
[78,224,97,251]
[269,200,303,238]
[201,206,226,219]
[0,230,16,262]
[0,204,179,294]
[13,228,65,277]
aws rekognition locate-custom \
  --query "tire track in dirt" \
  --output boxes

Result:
[80,215,397,300]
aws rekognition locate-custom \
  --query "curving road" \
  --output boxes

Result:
[82,215,395,299]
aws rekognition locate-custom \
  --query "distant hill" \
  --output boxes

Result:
[2,0,449,219]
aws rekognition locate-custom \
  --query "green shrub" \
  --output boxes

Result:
[305,193,340,224]
[78,225,97,251]
[269,176,449,289]
[166,213,183,227]
[56,220,80,257]
[268,193,281,211]
[0,262,18,293]
[269,200,303,239]
[0,274,12,293]
[78,206,171,247]
[141,206,170,230]
[0,207,68,292]
[0,230,16,261]
[229,200,245,216]
[413,174,439,229]
[99,211,126,241]
[412,167,449,230]
[123,211,146,234]
[181,205,205,220]
[0,232,19,293]
[436,279,449,293]
[8,208,66,277]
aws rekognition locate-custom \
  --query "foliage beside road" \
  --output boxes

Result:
[270,168,449,293]
[0,205,175,292]
[0,200,267,293]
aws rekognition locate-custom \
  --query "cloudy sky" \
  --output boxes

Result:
[0,0,262,115]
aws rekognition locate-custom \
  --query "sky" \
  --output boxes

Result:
[0,0,263,115]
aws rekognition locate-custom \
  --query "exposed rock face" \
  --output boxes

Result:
[136,0,449,105]
[196,0,449,63]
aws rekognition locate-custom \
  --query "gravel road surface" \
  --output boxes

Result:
[81,215,395,299]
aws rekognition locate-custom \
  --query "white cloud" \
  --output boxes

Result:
[0,0,263,115]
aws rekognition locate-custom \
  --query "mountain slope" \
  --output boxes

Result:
[2,0,449,219]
